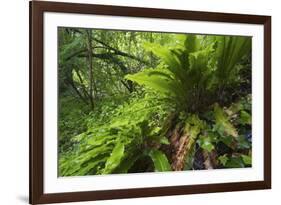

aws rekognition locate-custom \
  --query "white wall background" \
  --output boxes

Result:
[0,0,278,204]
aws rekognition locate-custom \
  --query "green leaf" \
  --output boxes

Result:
[102,142,125,174]
[201,141,214,152]
[237,135,251,149]
[184,35,198,54]
[215,36,251,83]
[218,154,228,166]
[241,154,252,165]
[214,103,238,138]
[184,142,196,170]
[114,154,141,174]
[220,135,235,149]
[143,42,185,81]
[184,114,206,139]
[240,110,251,125]
[149,126,162,136]
[197,136,215,152]
[225,156,245,168]
[125,69,182,98]
[159,137,170,145]
[189,45,214,73]
[148,149,171,172]
[227,101,243,115]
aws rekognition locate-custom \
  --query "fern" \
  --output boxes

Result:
[148,149,171,172]
[59,33,252,175]
[59,95,172,176]
[126,35,251,113]
[214,36,252,85]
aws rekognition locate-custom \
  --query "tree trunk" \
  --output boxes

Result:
[203,150,218,169]
[170,127,196,171]
[161,114,198,171]
[86,29,94,109]
[74,68,91,100]
[66,78,88,105]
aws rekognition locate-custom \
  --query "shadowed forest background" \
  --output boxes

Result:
[58,27,252,176]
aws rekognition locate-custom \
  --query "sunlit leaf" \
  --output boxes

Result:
[102,142,125,174]
[148,149,171,172]
[214,103,238,138]
[218,154,228,166]
[240,110,251,125]
[197,136,215,152]
[241,154,252,165]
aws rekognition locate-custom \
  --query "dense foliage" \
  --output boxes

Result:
[58,28,252,176]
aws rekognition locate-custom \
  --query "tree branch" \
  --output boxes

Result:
[93,37,148,64]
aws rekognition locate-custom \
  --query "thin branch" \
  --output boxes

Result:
[66,79,88,105]
[93,37,148,64]
[73,68,91,99]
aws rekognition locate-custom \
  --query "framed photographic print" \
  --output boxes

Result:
[29,0,271,204]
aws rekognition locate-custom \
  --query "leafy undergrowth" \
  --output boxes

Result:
[59,95,90,154]
[59,34,252,176]
[59,93,173,176]
[59,93,251,176]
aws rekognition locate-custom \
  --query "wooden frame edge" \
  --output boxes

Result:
[30,1,44,204]
[263,16,272,189]
[33,181,269,204]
